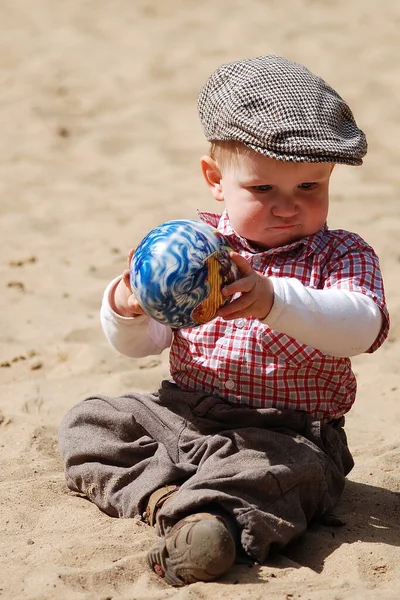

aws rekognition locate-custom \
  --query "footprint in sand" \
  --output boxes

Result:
[30,426,59,460]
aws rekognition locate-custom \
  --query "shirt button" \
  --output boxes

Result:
[225,379,235,390]
[253,256,261,267]
[236,319,246,328]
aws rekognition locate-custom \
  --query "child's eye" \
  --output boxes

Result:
[251,185,273,192]
[299,182,316,190]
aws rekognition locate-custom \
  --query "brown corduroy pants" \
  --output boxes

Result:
[58,380,354,563]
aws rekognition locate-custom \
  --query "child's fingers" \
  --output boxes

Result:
[229,251,253,275]
[218,291,255,317]
[218,303,254,320]
[221,252,256,296]
[222,271,258,298]
[222,276,255,297]
[127,248,135,268]
[127,294,145,315]
[122,269,132,290]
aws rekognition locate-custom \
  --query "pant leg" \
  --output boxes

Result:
[155,382,354,563]
[58,391,196,518]
[59,381,354,563]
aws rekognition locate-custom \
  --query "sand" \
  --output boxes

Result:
[0,0,399,598]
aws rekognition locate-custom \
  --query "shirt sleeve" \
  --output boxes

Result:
[263,235,390,357]
[265,278,383,357]
[323,239,389,353]
[100,277,173,358]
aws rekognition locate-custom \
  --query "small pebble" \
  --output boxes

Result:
[29,358,43,371]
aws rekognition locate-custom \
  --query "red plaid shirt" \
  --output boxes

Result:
[169,211,389,420]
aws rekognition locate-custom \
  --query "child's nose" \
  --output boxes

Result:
[271,195,298,218]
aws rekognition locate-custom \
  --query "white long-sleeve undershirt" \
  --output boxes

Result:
[265,276,382,357]
[100,278,173,358]
[101,276,382,359]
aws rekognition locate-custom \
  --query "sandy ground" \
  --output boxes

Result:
[0,1,399,598]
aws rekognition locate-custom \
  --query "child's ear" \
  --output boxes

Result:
[200,155,224,202]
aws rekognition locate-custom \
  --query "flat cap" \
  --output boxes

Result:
[198,55,367,165]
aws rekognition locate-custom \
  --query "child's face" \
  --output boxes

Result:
[202,152,334,249]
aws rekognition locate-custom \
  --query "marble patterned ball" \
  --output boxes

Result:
[130,219,239,328]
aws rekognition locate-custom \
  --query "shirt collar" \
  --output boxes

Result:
[198,209,329,259]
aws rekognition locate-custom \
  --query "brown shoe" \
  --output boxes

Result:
[147,512,236,587]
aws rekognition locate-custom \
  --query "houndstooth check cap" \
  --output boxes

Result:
[198,55,367,165]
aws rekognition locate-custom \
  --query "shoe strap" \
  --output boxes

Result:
[144,485,179,526]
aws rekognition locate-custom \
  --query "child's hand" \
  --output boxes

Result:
[110,249,146,318]
[217,252,274,321]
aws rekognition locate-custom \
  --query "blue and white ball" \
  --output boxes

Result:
[130,219,239,328]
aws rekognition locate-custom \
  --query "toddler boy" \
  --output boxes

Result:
[59,55,389,587]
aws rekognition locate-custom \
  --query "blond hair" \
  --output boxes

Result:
[209,140,258,170]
